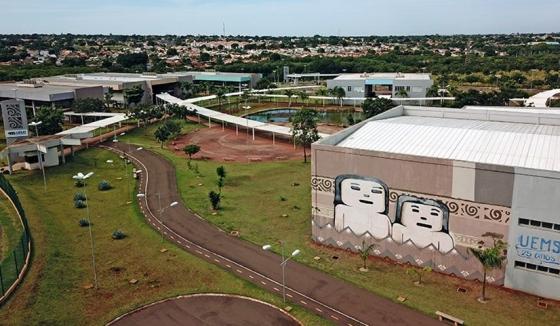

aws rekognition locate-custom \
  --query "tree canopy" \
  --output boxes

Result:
[291,108,320,163]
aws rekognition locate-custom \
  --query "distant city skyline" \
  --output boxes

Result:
[1,0,559,36]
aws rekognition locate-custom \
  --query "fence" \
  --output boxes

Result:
[0,173,31,305]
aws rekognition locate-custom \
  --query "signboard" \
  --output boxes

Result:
[1,99,29,139]
[515,234,560,267]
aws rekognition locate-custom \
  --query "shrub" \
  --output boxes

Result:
[98,180,112,191]
[75,179,85,188]
[112,230,126,240]
[79,219,90,227]
[208,191,221,210]
[74,192,87,201]
[74,200,87,209]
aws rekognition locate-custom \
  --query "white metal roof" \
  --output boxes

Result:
[333,73,432,81]
[57,113,128,137]
[337,115,560,172]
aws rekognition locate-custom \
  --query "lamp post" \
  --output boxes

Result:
[262,242,300,304]
[29,121,42,137]
[242,105,251,137]
[137,193,178,242]
[106,157,130,201]
[73,172,98,289]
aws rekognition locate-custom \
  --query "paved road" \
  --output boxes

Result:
[110,294,300,326]
[103,142,441,326]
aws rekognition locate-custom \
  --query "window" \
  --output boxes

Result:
[515,261,560,277]
[518,218,560,233]
[347,86,352,92]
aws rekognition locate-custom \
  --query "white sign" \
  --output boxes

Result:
[1,99,29,139]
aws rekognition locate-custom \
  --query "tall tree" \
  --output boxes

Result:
[32,107,64,135]
[298,91,309,107]
[291,108,320,163]
[123,85,145,107]
[469,233,507,302]
[72,98,105,113]
[183,144,201,161]
[362,98,395,118]
[285,89,295,107]
[215,88,227,111]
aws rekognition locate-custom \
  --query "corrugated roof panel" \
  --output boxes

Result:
[336,116,560,172]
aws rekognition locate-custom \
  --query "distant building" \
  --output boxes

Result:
[0,81,103,111]
[169,71,262,89]
[311,105,560,301]
[327,73,433,99]
[35,72,193,105]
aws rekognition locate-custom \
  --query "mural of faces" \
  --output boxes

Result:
[332,175,455,253]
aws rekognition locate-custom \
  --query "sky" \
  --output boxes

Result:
[1,0,559,36]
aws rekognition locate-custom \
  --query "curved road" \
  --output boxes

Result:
[103,142,440,326]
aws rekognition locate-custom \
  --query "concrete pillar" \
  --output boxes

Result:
[236,124,238,135]
[252,128,255,141]
[272,132,275,145]
[222,120,224,130]
[208,116,211,128]
[60,143,66,164]
[32,101,36,117]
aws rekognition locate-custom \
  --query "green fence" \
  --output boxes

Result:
[0,173,31,303]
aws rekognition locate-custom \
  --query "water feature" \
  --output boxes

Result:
[246,108,363,125]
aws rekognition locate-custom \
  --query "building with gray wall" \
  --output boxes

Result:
[326,73,433,99]
[311,105,560,300]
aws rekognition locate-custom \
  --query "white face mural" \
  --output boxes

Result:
[400,202,445,232]
[334,175,391,239]
[339,178,387,213]
[392,195,454,253]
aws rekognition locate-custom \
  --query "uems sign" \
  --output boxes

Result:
[516,235,560,267]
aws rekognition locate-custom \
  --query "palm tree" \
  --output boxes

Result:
[315,87,328,107]
[298,91,309,107]
[469,233,507,302]
[333,86,346,107]
[180,81,194,99]
[396,88,409,98]
[358,241,376,271]
[215,89,227,111]
[285,89,295,107]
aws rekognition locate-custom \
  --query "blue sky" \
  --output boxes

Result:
[1,0,559,36]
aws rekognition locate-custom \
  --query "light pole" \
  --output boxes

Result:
[242,105,251,138]
[29,121,42,137]
[106,157,130,202]
[73,172,98,289]
[262,243,300,304]
[137,193,178,242]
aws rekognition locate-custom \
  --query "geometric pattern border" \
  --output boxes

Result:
[311,175,511,224]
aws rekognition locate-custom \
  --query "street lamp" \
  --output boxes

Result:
[137,193,178,242]
[262,242,301,304]
[29,121,42,137]
[72,172,98,289]
[106,157,130,201]
[242,106,251,138]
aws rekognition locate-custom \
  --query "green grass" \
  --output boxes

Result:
[0,148,329,325]
[0,195,22,260]
[120,121,560,326]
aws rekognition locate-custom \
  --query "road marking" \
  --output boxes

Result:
[225,264,231,268]
[315,307,323,313]
[248,275,254,279]
[331,315,339,320]
[236,269,243,274]
[195,250,202,254]
[214,259,220,263]
[286,293,293,298]
[260,281,266,285]
[169,235,174,240]
[273,287,280,292]
[156,226,161,230]
[185,245,190,248]
[300,300,308,305]
[204,254,210,258]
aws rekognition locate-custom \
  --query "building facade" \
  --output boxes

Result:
[326,73,433,99]
[311,106,560,300]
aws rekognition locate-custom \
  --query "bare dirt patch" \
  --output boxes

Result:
[168,126,305,163]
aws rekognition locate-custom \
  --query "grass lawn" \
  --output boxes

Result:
[0,194,22,261]
[121,120,560,326]
[0,148,329,325]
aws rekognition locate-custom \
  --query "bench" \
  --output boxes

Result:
[436,311,464,326]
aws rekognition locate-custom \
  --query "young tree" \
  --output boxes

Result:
[298,91,309,107]
[358,241,376,271]
[183,144,201,160]
[285,89,295,107]
[216,166,227,194]
[208,191,221,210]
[103,89,114,110]
[154,125,171,148]
[32,107,64,135]
[123,85,145,107]
[291,108,320,163]
[73,98,105,113]
[406,266,433,285]
[469,233,507,302]
[362,98,395,118]
[215,88,227,110]
[333,86,346,107]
